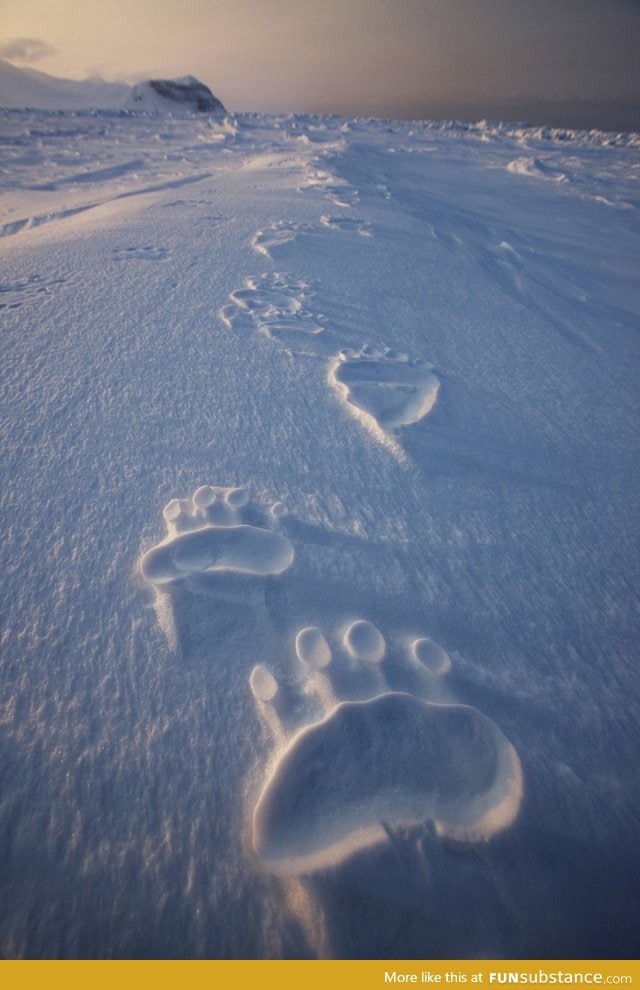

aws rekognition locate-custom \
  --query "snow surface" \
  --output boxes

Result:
[1,103,639,959]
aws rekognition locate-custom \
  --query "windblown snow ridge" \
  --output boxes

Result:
[269,109,639,148]
[418,116,640,148]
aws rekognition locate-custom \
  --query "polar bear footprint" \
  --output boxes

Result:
[249,621,523,876]
[330,346,440,432]
[140,484,293,585]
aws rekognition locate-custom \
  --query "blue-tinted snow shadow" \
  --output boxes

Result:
[401,375,584,493]
[297,811,640,958]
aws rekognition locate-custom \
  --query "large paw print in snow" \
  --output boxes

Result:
[249,621,523,876]
[219,272,325,340]
[140,484,293,586]
[330,345,440,432]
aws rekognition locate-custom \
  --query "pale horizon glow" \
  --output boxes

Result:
[1,0,638,127]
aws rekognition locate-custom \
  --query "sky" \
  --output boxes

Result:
[1,0,639,127]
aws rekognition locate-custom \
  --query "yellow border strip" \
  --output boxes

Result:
[1,960,639,990]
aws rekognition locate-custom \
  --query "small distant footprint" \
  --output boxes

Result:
[220,273,325,340]
[251,214,373,261]
[113,245,170,262]
[251,221,304,258]
[297,165,359,209]
[374,182,392,201]
[330,345,440,431]
[320,214,374,237]
[140,484,293,586]
[507,157,567,184]
[0,273,67,310]
[249,621,523,876]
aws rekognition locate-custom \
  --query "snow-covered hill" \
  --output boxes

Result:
[0,58,130,109]
[0,59,225,113]
[0,105,639,959]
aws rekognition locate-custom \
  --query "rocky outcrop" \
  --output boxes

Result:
[128,76,226,113]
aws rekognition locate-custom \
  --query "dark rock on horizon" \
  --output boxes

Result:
[130,75,226,113]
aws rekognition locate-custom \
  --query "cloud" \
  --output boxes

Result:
[0,37,57,63]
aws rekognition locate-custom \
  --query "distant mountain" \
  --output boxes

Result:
[0,58,130,109]
[0,59,226,114]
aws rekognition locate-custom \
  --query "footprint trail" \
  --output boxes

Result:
[221,276,440,455]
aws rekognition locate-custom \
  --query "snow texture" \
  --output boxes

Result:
[0,83,639,959]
